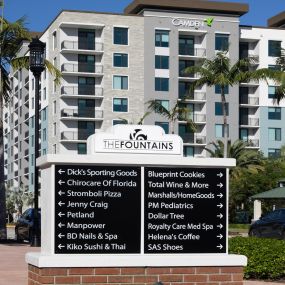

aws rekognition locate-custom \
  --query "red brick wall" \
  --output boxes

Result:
[28,265,244,285]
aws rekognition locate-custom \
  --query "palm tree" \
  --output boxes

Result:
[275,48,285,103]
[184,51,281,157]
[205,139,265,179]
[147,99,196,134]
[0,17,61,239]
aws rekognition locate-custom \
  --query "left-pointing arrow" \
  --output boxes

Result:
[58,244,65,249]
[58,169,65,174]
[58,201,65,207]
[58,190,65,196]
[58,180,65,185]
[58,212,65,217]
[58,233,65,239]
[58,222,65,228]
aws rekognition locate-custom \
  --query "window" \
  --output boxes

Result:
[268,86,277,99]
[179,36,194,56]
[42,108,47,121]
[184,146,194,157]
[78,54,95,72]
[53,80,57,93]
[268,107,281,120]
[113,27,128,45]
[53,144,57,154]
[78,77,95,95]
[155,55,169,69]
[268,65,281,71]
[215,33,229,51]
[215,124,229,138]
[42,149,47,155]
[53,31,57,49]
[19,141,22,152]
[155,30,169,47]
[113,53,128,67]
[240,128,248,141]
[113,120,128,125]
[43,88,46,100]
[215,102,229,116]
[53,57,57,69]
[53,122,56,135]
[78,29,95,50]
[155,122,169,134]
[268,148,281,158]
[31,173,34,185]
[179,60,194,77]
[42,128,47,142]
[78,143,87,155]
[53,101,56,114]
[268,128,281,141]
[268,40,281,57]
[155,100,169,112]
[113,75,128,90]
[155,77,169,91]
[113,98,128,112]
[32,97,34,109]
[31,154,34,166]
[31,135,34,147]
[32,79,34,90]
[215,85,229,94]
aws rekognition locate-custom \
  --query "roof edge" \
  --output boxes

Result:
[268,11,285,28]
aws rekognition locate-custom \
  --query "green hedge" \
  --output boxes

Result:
[229,237,285,280]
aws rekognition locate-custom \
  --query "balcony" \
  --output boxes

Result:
[240,96,259,106]
[240,80,259,87]
[24,167,29,174]
[180,134,207,145]
[246,139,259,148]
[193,114,206,123]
[240,118,259,127]
[61,86,103,98]
[61,41,104,53]
[61,63,103,76]
[179,91,206,102]
[179,47,206,59]
[24,149,29,157]
[25,113,29,120]
[61,131,94,141]
[25,94,29,102]
[61,108,103,120]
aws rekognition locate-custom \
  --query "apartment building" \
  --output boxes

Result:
[4,0,285,191]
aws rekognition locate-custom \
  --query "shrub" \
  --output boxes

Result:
[229,237,285,280]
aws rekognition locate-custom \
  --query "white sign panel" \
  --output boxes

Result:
[87,125,183,156]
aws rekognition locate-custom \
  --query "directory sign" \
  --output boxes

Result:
[54,165,141,254]
[54,165,227,254]
[144,167,227,253]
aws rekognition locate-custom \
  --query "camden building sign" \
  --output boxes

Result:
[87,125,183,155]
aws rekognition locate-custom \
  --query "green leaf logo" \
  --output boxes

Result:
[204,17,214,27]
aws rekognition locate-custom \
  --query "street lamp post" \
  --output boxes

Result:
[29,37,46,247]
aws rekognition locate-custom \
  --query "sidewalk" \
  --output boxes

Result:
[0,242,39,285]
[0,242,284,285]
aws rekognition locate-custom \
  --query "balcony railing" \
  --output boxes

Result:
[193,114,206,123]
[180,134,206,144]
[25,94,29,102]
[24,167,29,174]
[61,131,94,141]
[179,92,206,101]
[179,47,206,57]
[240,96,259,105]
[61,86,103,97]
[240,118,259,126]
[25,113,29,120]
[24,149,29,156]
[61,41,104,52]
[179,71,199,78]
[246,139,259,147]
[61,63,103,74]
[61,108,103,119]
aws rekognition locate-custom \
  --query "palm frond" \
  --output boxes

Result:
[147,100,171,119]
[44,59,62,85]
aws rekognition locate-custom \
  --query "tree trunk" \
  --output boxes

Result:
[0,71,7,239]
[221,88,228,158]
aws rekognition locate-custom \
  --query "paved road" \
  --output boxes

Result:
[0,241,284,285]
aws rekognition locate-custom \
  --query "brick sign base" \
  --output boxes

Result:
[28,265,244,285]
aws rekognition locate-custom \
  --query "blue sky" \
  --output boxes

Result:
[4,0,285,32]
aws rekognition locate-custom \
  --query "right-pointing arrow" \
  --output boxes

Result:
[217,213,223,219]
[217,193,223,198]
[217,203,223,209]
[217,244,223,250]
[217,172,223,178]
[217,183,223,188]
[217,234,223,239]
[217,224,223,229]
